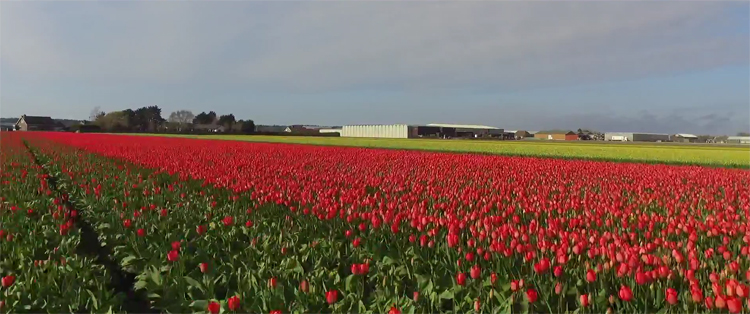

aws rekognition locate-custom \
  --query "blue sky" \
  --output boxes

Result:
[2,1,748,134]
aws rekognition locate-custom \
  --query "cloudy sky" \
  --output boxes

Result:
[2,1,749,134]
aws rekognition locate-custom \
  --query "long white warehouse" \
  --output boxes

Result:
[341,124,504,139]
[341,124,414,139]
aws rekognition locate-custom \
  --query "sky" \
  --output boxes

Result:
[1,1,749,135]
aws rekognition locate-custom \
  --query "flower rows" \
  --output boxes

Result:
[11,132,750,313]
[0,133,122,313]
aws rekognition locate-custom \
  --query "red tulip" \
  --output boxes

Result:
[705,297,714,309]
[300,280,309,293]
[716,295,727,309]
[665,288,678,305]
[456,273,467,286]
[533,258,550,274]
[326,290,339,304]
[222,216,234,226]
[553,266,563,278]
[167,250,179,262]
[619,285,633,302]
[207,301,220,314]
[196,225,207,235]
[351,264,360,275]
[510,280,519,292]
[388,306,401,314]
[526,289,538,303]
[269,277,278,289]
[199,263,208,273]
[470,264,481,279]
[580,294,590,307]
[727,297,742,314]
[586,269,596,283]
[1,275,15,288]
[227,295,240,311]
[136,228,146,237]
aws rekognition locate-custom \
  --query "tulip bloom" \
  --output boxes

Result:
[1,275,15,288]
[456,273,467,286]
[619,285,633,302]
[526,289,538,303]
[227,296,240,311]
[326,290,339,304]
[207,301,220,314]
[167,250,179,262]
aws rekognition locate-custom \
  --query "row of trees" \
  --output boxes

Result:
[89,107,255,134]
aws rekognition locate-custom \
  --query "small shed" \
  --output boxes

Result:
[15,115,56,131]
[535,130,579,141]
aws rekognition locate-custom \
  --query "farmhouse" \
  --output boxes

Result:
[0,122,15,131]
[534,130,579,141]
[340,124,504,139]
[193,124,225,133]
[14,115,57,131]
[672,133,699,143]
[255,125,291,133]
[727,136,750,144]
[605,132,670,142]
[505,130,532,139]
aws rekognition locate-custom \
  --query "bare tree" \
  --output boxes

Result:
[168,110,195,125]
[95,111,129,131]
[89,106,105,122]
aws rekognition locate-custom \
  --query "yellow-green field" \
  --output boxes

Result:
[130,134,750,168]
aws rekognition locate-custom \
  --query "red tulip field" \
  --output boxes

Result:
[2,132,750,314]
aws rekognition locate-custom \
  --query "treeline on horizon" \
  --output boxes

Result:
[88,106,256,134]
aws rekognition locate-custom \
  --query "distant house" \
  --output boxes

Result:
[506,130,532,139]
[288,125,322,135]
[0,122,15,131]
[15,115,57,131]
[255,125,291,133]
[673,133,699,143]
[193,124,225,133]
[535,130,579,141]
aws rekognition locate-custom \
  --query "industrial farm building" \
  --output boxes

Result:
[727,136,750,144]
[604,132,670,142]
[341,124,504,139]
[673,133,699,143]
